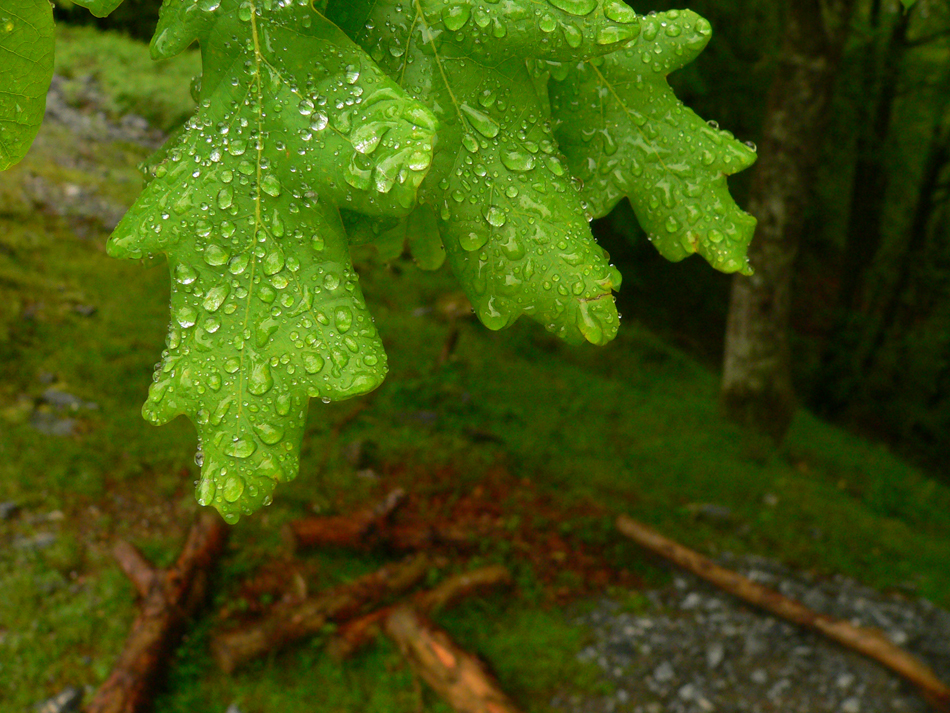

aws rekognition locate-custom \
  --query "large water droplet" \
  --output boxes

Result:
[256,317,279,347]
[303,353,325,374]
[203,284,230,312]
[248,360,274,396]
[310,111,329,132]
[484,206,507,227]
[261,175,281,198]
[335,307,353,333]
[351,122,387,155]
[539,14,558,33]
[604,0,637,23]
[460,104,500,139]
[197,477,216,506]
[217,186,233,210]
[222,474,246,502]
[596,25,636,45]
[177,306,198,328]
[253,422,285,445]
[442,4,471,30]
[459,231,489,252]
[204,244,231,267]
[501,150,536,173]
[263,251,284,276]
[175,264,198,285]
[546,0,596,16]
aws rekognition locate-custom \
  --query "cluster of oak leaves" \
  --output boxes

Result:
[88,0,757,522]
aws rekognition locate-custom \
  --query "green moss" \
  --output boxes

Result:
[54,25,199,131]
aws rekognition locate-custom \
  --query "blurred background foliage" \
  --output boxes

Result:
[33,0,950,479]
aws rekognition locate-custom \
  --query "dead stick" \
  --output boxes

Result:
[86,512,229,713]
[285,488,406,550]
[211,554,431,674]
[616,514,950,712]
[384,606,524,713]
[290,515,477,553]
[329,565,512,660]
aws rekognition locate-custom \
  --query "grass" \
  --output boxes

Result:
[0,22,948,713]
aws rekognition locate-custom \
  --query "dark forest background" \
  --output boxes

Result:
[55,0,950,481]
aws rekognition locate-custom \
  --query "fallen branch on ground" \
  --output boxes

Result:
[287,500,477,553]
[211,554,431,674]
[86,512,229,713]
[616,514,950,713]
[384,606,524,713]
[328,565,512,660]
[283,488,406,550]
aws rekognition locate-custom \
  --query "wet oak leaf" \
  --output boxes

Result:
[328,0,642,345]
[108,0,437,522]
[0,0,54,171]
[70,0,125,18]
[549,9,757,274]
[105,0,755,522]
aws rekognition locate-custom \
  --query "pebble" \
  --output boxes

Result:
[0,501,20,520]
[34,686,82,713]
[552,554,948,713]
[15,533,57,551]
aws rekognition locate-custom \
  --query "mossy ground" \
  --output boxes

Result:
[1,24,949,713]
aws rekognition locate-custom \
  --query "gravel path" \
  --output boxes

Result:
[554,554,950,713]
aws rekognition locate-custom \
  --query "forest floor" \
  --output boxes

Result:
[1,25,949,713]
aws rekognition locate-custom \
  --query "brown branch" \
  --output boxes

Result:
[616,515,950,713]
[384,606,524,713]
[211,554,431,674]
[112,541,159,599]
[329,565,512,660]
[284,488,406,551]
[288,504,478,554]
[86,512,229,713]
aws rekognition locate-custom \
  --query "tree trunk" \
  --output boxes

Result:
[721,0,858,442]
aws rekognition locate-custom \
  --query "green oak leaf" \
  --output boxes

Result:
[329,0,635,345]
[0,0,54,171]
[70,0,125,17]
[110,0,437,522]
[549,9,757,274]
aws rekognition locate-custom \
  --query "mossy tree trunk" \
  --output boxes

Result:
[721,0,857,442]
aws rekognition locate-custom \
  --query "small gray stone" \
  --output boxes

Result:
[750,669,768,685]
[681,592,703,610]
[0,501,20,520]
[836,673,855,690]
[15,532,57,551]
[706,642,725,669]
[841,697,861,713]
[889,629,909,646]
[678,683,697,701]
[34,686,82,713]
[652,661,675,683]
[30,412,78,437]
